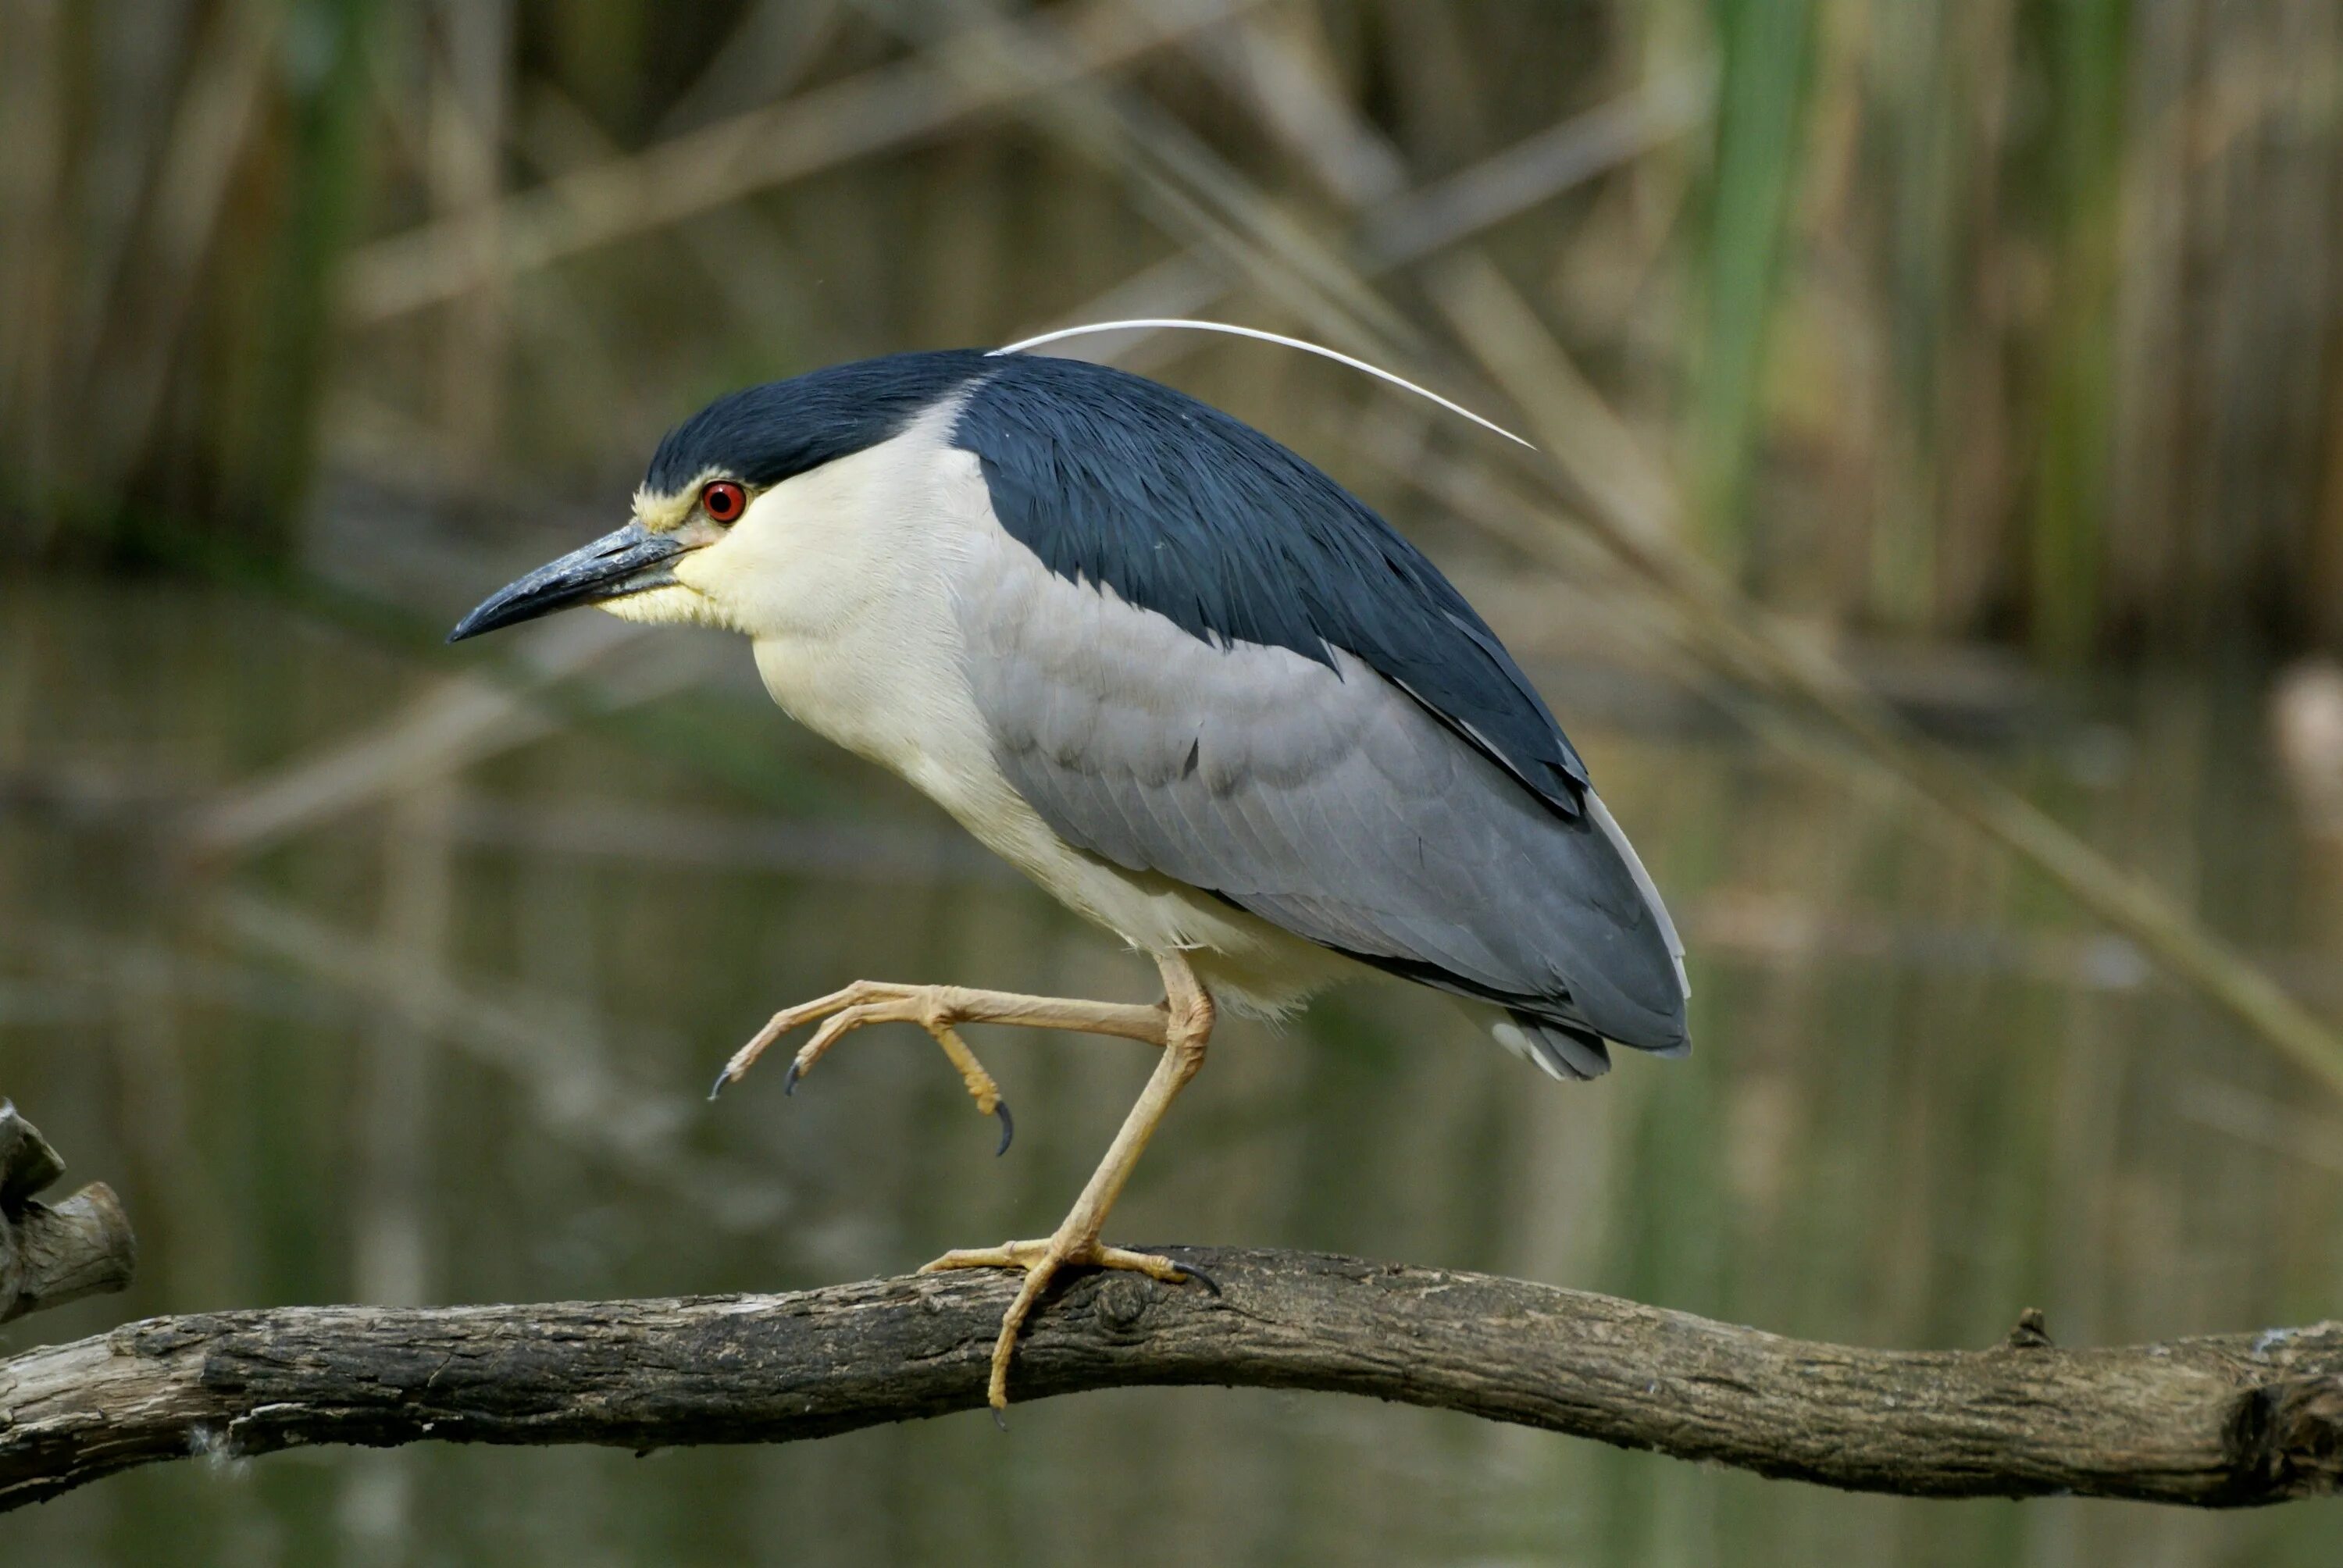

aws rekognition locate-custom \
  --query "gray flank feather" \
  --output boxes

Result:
[957,535,1690,1062]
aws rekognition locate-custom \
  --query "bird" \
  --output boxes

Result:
[448,322,1690,1412]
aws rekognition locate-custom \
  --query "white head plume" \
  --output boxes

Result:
[990,318,1535,451]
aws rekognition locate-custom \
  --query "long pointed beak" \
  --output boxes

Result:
[447,522,689,643]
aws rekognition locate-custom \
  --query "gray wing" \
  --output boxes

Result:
[957,539,1689,1058]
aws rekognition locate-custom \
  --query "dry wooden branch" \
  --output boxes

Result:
[5,1247,2339,1513]
[0,1103,136,1326]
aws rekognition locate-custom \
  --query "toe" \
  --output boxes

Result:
[920,1242,1038,1273]
[1087,1244,1197,1285]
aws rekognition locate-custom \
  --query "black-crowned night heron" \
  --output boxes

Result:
[450,322,1689,1410]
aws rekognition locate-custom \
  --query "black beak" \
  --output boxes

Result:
[447,522,689,643]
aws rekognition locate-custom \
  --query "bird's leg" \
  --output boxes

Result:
[922,949,1216,1410]
[712,979,1171,1151]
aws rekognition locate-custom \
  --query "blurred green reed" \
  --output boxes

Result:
[4,0,2341,657]
[2024,0,2127,661]
[1690,0,1814,574]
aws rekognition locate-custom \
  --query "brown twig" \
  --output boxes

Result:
[0,1104,136,1326]
[5,1247,2340,1513]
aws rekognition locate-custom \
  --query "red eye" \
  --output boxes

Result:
[700,480,746,522]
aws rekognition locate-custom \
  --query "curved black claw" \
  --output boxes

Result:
[993,1101,1015,1157]
[1169,1259,1221,1297]
[782,1060,802,1098]
[990,1406,1010,1433]
[707,1065,733,1102]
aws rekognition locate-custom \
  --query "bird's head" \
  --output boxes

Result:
[444,472,736,644]
[447,351,986,646]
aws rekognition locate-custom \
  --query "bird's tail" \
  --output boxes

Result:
[1493,1008,1693,1082]
[1492,1015,1613,1082]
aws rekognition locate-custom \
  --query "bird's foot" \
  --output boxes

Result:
[921,1235,1216,1413]
[712,980,1011,1149]
[711,980,1171,1153]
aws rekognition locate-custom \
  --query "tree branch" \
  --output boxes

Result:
[5,1246,2340,1512]
[0,1103,136,1327]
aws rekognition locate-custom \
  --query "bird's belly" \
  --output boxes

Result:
[751,629,1346,1016]
[911,738,1355,1017]
[977,819,1358,1018]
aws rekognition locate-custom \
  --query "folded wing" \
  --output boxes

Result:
[957,539,1689,1060]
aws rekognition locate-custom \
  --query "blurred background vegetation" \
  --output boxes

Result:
[9,1,2343,1563]
[11,0,2343,656]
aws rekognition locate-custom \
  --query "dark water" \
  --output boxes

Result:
[5,576,2341,1565]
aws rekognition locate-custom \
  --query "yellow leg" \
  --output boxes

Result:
[921,950,1217,1410]
[715,953,1218,1410]
[710,978,1170,1153]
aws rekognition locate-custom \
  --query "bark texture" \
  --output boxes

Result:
[5,1247,2341,1512]
[0,1104,136,1326]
